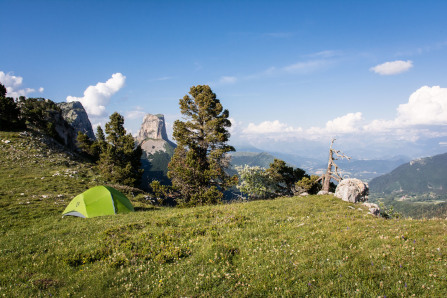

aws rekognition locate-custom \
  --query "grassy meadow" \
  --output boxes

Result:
[0,130,446,296]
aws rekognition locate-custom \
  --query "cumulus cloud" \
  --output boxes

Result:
[364,85,447,134]
[0,71,44,98]
[370,60,413,75]
[240,85,447,147]
[396,85,447,125]
[243,120,302,135]
[66,73,126,117]
[325,112,363,133]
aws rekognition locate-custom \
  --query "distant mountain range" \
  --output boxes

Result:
[229,150,409,181]
[368,152,447,218]
[369,152,447,195]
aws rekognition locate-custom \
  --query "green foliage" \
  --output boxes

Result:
[76,113,142,187]
[0,83,24,129]
[378,201,402,219]
[237,159,310,199]
[17,97,67,141]
[266,159,306,196]
[96,113,143,187]
[370,152,447,195]
[236,165,277,199]
[295,175,322,195]
[168,85,236,206]
[77,132,99,160]
[149,180,172,204]
[0,83,6,97]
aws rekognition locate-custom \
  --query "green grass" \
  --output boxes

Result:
[1,130,446,296]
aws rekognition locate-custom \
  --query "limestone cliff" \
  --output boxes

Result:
[58,101,95,140]
[137,114,169,143]
[137,114,176,189]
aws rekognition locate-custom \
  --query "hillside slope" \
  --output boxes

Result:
[229,151,276,169]
[369,152,447,194]
[0,130,446,296]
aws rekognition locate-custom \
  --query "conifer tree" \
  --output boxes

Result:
[168,85,236,205]
[96,112,143,187]
[0,83,23,129]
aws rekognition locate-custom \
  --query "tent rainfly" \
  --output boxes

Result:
[62,185,134,218]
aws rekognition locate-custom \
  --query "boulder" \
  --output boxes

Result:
[335,178,369,203]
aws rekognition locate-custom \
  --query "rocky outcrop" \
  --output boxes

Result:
[136,114,168,144]
[137,113,176,189]
[48,109,78,150]
[58,101,95,140]
[335,178,369,203]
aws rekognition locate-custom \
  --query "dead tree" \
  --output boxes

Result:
[317,138,350,192]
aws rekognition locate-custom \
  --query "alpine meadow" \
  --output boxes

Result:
[1,1,447,296]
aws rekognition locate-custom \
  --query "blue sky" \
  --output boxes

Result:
[2,0,447,159]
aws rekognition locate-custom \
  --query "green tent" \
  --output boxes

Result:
[62,185,134,218]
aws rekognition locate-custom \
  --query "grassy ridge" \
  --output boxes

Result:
[0,131,446,296]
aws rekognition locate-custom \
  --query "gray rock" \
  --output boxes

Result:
[58,101,95,140]
[47,109,78,150]
[335,178,369,203]
[136,113,176,190]
[317,190,329,195]
[363,202,380,216]
[136,114,169,143]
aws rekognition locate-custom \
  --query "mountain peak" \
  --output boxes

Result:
[136,113,169,144]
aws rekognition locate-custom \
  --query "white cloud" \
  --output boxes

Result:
[363,85,447,133]
[396,85,447,125]
[370,60,413,75]
[0,71,43,98]
[150,76,173,82]
[66,73,126,117]
[228,117,242,135]
[305,50,338,58]
[219,76,237,84]
[282,60,331,74]
[126,107,146,120]
[239,86,447,147]
[243,120,302,135]
[325,112,363,133]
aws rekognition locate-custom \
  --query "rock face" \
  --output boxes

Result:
[137,114,176,189]
[57,102,95,140]
[47,109,78,150]
[136,114,168,144]
[335,178,369,203]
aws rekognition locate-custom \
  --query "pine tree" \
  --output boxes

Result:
[96,112,143,187]
[0,83,23,129]
[168,85,236,206]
